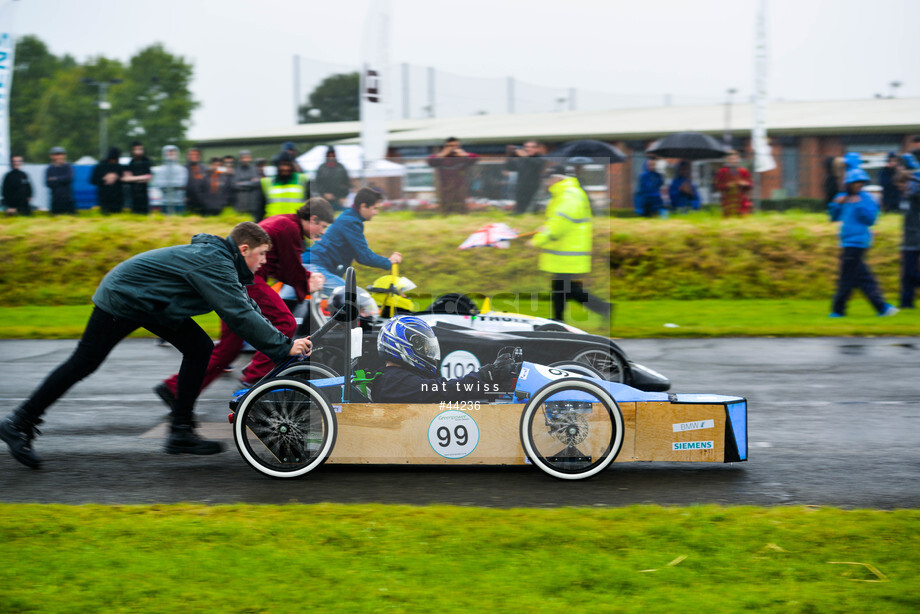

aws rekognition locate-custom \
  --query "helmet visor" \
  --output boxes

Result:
[408,329,440,365]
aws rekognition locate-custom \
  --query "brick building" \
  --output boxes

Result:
[194,97,920,209]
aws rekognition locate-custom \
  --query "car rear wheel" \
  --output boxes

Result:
[571,348,626,383]
[520,378,624,480]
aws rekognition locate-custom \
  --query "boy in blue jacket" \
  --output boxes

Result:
[307,187,402,296]
[828,169,898,318]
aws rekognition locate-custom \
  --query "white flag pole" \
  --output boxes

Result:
[752,0,776,210]
[360,0,391,179]
[0,0,20,177]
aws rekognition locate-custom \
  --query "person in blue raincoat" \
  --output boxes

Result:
[634,157,665,217]
[828,168,898,318]
[668,161,701,213]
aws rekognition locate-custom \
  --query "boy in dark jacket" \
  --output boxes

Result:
[313,147,351,211]
[307,187,402,295]
[156,198,334,398]
[828,169,898,318]
[45,147,75,214]
[123,141,153,214]
[90,147,125,214]
[0,223,313,469]
[2,155,33,215]
[372,316,518,403]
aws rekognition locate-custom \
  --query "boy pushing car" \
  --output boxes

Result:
[0,222,312,469]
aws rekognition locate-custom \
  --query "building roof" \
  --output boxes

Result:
[195,98,920,148]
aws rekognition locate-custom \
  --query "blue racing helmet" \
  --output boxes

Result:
[844,168,870,184]
[377,315,441,375]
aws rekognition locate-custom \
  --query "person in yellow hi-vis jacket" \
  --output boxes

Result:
[255,154,309,220]
[530,165,611,324]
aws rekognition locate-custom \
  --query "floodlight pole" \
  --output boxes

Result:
[723,88,737,149]
[82,78,123,159]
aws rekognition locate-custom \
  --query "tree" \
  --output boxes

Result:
[298,72,359,124]
[9,36,198,161]
[109,43,198,156]
[8,35,68,160]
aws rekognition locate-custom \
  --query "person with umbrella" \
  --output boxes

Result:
[668,161,701,213]
[714,150,753,216]
[529,165,611,325]
[633,157,665,218]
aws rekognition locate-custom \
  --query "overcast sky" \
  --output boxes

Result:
[7,0,920,139]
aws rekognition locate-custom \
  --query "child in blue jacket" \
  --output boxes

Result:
[828,168,897,317]
[307,187,401,296]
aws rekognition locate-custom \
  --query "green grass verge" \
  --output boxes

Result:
[0,504,916,613]
[0,209,910,305]
[2,299,917,339]
[0,306,221,339]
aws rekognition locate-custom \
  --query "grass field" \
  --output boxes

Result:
[0,504,916,613]
[1,210,916,613]
[1,298,917,339]
[2,208,917,337]
[0,208,911,305]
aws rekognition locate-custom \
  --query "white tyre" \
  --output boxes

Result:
[520,378,623,480]
[233,378,337,478]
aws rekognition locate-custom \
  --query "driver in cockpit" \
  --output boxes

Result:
[372,315,519,403]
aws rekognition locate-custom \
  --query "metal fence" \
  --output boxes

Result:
[294,56,723,121]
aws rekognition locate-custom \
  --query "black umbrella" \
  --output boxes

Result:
[553,139,626,163]
[645,132,730,160]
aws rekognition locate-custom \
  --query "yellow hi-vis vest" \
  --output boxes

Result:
[262,173,308,217]
[532,176,593,274]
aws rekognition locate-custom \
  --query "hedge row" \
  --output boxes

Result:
[0,210,905,306]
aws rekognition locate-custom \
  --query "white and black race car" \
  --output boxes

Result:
[296,290,669,392]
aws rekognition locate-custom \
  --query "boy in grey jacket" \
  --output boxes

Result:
[0,222,312,469]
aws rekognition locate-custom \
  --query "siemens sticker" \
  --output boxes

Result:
[672,420,715,433]
[673,441,714,451]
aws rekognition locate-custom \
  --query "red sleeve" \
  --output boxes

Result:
[259,215,310,301]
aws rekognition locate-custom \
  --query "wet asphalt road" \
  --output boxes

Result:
[0,337,917,509]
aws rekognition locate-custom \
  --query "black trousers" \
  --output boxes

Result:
[130,188,150,215]
[18,307,213,425]
[551,274,611,322]
[50,198,75,215]
[831,247,887,315]
[514,183,540,215]
[901,249,920,309]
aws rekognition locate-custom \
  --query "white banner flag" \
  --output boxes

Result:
[0,1,18,176]
[752,0,776,173]
[360,0,390,174]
